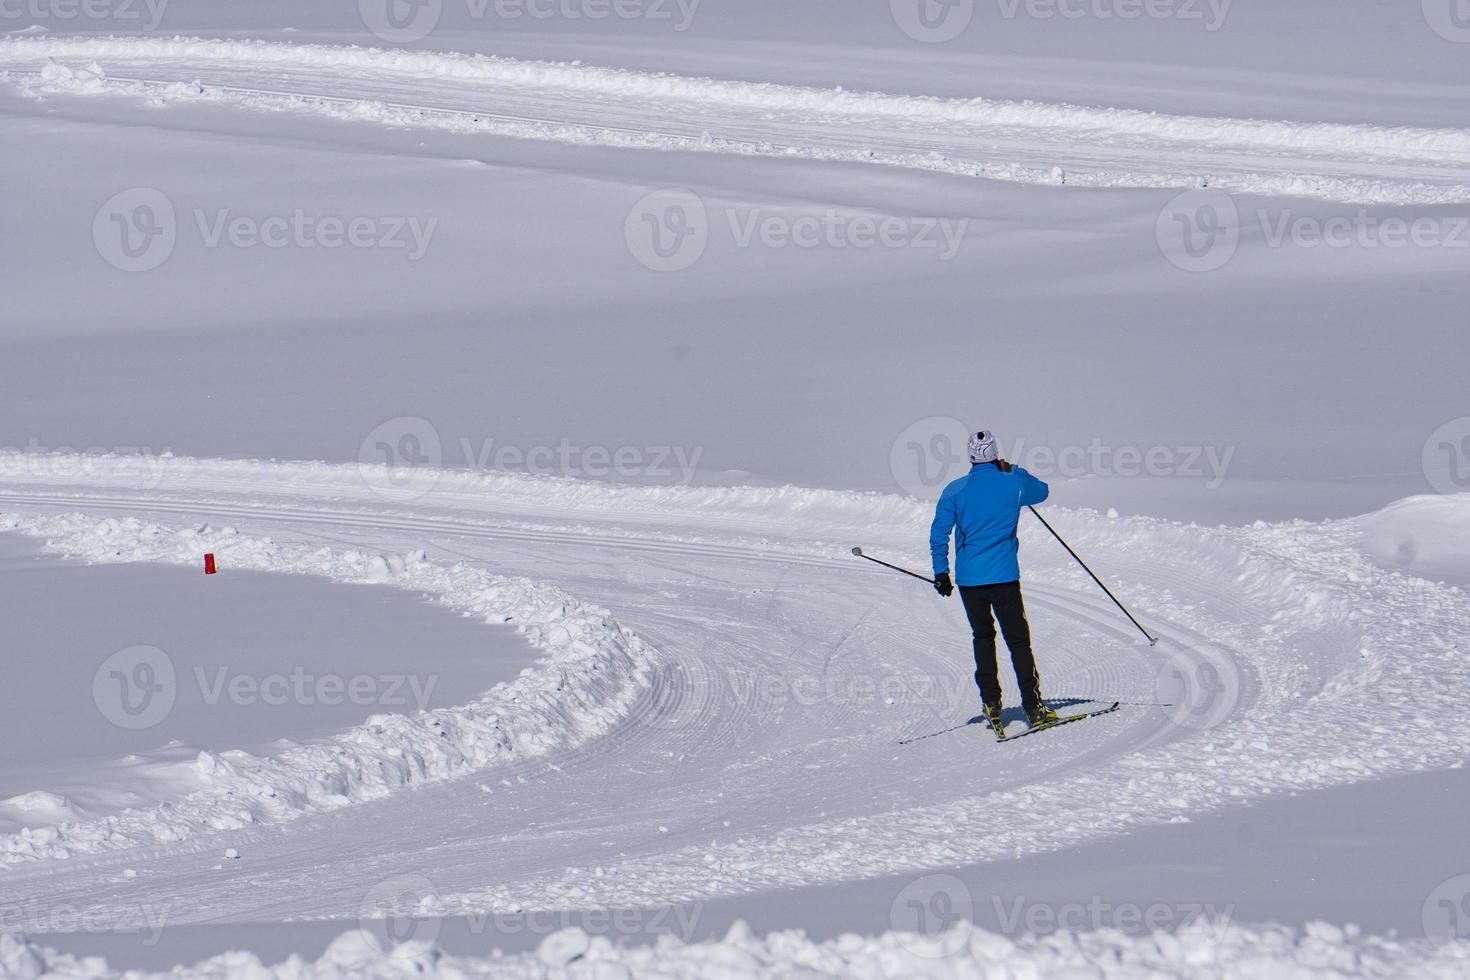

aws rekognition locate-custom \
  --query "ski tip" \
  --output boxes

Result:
[850,546,863,556]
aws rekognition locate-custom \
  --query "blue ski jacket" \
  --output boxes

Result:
[930,463,1050,586]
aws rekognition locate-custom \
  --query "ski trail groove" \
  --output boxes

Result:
[4,37,1470,203]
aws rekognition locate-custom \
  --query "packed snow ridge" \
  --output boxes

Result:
[3,454,1470,908]
[0,510,658,865]
[4,918,1470,979]
[4,37,1470,204]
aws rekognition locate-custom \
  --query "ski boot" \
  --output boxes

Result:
[1025,702,1059,728]
[981,703,1005,738]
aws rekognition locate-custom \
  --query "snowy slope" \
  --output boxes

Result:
[3,2,1469,974]
[7,38,1470,204]
[1,459,1467,922]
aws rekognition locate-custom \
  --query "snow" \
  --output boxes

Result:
[5,38,1470,204]
[0,533,535,826]
[2,1,1468,974]
[1359,494,1470,590]
[0,507,656,864]
[2,456,1468,911]
[4,918,1470,979]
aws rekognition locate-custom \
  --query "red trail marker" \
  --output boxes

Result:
[204,553,217,575]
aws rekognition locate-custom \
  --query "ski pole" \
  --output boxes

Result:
[1026,507,1158,646]
[850,547,935,585]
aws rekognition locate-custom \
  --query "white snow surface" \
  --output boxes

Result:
[5,37,1470,204]
[0,503,655,865]
[1,457,1468,914]
[4,919,1470,980]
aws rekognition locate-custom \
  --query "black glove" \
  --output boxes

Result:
[934,572,954,597]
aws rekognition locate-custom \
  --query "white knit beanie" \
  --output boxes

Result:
[968,430,999,464]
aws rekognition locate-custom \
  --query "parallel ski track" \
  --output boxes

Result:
[5,39,1470,203]
[0,482,1240,921]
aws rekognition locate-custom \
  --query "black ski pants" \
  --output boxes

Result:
[959,581,1043,711]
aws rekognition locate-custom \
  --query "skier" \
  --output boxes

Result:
[929,430,1057,736]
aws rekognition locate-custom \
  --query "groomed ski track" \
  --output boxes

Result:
[5,36,1470,204]
[2,457,1468,930]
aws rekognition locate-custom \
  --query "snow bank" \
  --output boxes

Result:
[1359,493,1470,584]
[0,512,657,866]
[4,919,1469,979]
[4,456,1470,900]
[3,37,1469,203]
[5,36,1469,161]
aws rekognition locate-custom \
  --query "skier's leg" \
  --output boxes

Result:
[992,581,1043,711]
[959,585,1002,708]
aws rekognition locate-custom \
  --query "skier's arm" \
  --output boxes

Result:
[929,489,957,576]
[1017,467,1050,506]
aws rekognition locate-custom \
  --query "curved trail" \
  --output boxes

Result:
[5,36,1470,203]
[10,452,1465,931]
[0,460,1244,923]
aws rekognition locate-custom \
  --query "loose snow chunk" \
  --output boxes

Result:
[537,926,590,966]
